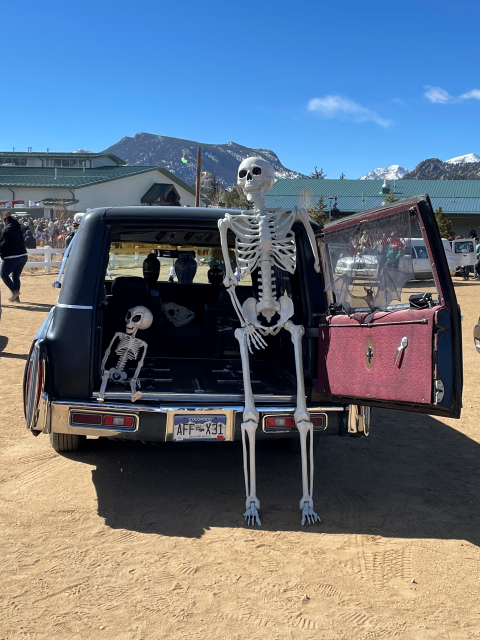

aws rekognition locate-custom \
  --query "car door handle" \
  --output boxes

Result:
[394,337,408,366]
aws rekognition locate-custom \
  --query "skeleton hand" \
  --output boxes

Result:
[244,322,267,353]
[223,275,238,288]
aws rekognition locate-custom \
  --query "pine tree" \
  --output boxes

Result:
[435,206,455,238]
[309,166,326,179]
[223,185,252,209]
[384,189,400,203]
[339,172,346,179]
[308,194,329,226]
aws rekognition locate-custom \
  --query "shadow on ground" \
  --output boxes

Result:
[63,408,480,542]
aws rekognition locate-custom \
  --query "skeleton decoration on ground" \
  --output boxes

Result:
[218,157,321,526]
[98,306,153,403]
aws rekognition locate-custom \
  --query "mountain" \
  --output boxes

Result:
[102,132,305,187]
[445,153,480,164]
[403,158,480,180]
[359,164,409,180]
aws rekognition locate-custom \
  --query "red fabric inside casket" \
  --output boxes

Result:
[316,307,438,404]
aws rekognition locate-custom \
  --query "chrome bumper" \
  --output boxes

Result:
[46,399,346,440]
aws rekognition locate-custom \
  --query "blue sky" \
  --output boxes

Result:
[2,0,480,178]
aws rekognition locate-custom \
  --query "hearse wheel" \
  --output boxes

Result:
[50,432,85,452]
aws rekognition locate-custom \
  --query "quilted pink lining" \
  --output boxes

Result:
[317,307,438,404]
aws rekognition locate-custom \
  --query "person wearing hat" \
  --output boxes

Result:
[0,211,28,302]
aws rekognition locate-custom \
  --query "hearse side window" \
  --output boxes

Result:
[320,208,440,314]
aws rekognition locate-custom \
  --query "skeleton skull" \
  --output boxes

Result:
[125,306,153,335]
[237,157,276,203]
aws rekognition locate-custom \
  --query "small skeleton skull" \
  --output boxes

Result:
[237,157,276,203]
[125,306,153,336]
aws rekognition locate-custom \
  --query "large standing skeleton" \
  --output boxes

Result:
[98,306,153,403]
[218,157,321,526]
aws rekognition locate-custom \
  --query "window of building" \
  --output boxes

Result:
[44,158,86,168]
[0,157,27,166]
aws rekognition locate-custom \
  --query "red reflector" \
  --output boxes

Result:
[266,417,295,428]
[71,412,103,425]
[104,415,134,427]
[311,415,325,427]
[36,361,43,408]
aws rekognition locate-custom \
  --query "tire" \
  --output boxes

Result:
[49,432,84,452]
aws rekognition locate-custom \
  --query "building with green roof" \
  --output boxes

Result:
[265,178,480,237]
[0,151,200,217]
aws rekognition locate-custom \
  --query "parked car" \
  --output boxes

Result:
[24,197,462,453]
[334,238,432,281]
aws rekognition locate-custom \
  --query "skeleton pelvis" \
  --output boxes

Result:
[109,368,128,384]
[243,293,294,329]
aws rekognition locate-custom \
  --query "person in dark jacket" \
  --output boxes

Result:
[24,230,36,249]
[0,211,28,302]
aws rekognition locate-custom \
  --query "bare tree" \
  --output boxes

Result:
[298,187,314,211]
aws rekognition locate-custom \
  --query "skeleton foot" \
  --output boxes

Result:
[297,419,320,525]
[244,501,261,526]
[300,499,321,525]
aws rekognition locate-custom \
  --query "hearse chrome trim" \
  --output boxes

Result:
[92,390,298,403]
[56,303,94,310]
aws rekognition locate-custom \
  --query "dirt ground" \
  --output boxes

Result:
[1,274,480,640]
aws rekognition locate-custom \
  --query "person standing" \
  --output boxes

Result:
[0,211,28,302]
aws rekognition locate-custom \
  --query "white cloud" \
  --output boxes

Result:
[460,89,480,100]
[423,86,454,103]
[307,95,391,127]
[424,86,480,104]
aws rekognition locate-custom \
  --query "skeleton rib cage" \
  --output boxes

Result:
[230,212,298,301]
[114,335,143,369]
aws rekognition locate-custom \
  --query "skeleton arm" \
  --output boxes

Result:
[294,207,320,273]
[218,216,237,287]
[101,332,121,371]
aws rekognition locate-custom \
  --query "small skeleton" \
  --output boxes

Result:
[219,157,321,526]
[98,306,153,403]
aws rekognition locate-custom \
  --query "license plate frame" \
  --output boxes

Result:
[165,410,235,442]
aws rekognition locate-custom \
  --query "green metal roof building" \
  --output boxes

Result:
[0,151,199,215]
[265,178,480,237]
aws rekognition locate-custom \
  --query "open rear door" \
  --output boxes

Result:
[316,196,462,418]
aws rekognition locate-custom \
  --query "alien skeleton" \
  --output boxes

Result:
[218,157,321,526]
[98,306,153,403]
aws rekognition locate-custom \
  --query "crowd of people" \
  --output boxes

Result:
[31,218,77,248]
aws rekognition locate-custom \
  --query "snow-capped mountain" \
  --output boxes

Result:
[103,133,305,187]
[445,153,480,164]
[359,164,409,180]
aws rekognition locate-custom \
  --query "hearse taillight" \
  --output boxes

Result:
[70,412,135,429]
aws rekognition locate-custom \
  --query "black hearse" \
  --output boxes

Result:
[24,199,462,451]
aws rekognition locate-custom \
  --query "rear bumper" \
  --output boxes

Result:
[46,399,347,441]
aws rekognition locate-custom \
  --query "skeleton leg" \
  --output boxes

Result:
[97,333,120,403]
[235,326,261,526]
[98,370,110,403]
[284,320,320,525]
[130,342,148,402]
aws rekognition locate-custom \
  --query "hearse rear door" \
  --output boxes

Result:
[315,196,462,418]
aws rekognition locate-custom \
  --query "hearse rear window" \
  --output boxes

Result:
[108,229,252,286]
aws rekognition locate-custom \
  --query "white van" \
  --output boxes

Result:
[442,238,477,276]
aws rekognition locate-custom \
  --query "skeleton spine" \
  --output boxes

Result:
[258,255,276,304]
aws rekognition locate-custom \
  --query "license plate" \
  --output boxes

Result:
[172,413,228,441]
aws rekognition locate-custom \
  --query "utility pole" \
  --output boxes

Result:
[195,147,202,207]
